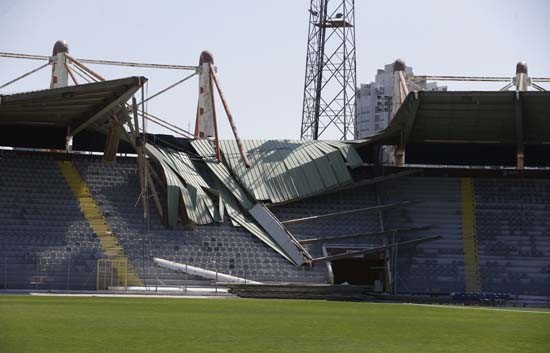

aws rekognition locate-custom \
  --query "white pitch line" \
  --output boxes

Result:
[28,293,232,299]
[400,302,550,314]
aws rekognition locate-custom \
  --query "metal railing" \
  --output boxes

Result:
[96,259,128,290]
[0,255,98,290]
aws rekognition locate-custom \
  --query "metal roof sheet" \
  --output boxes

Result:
[357,91,550,146]
[216,139,361,204]
[147,145,216,226]
[191,140,254,209]
[0,77,145,135]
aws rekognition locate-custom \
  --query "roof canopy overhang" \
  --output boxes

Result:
[0,76,146,136]
[360,91,550,146]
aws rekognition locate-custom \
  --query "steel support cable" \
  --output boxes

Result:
[138,110,193,137]
[138,115,191,138]
[137,71,197,105]
[70,62,98,83]
[64,62,79,85]
[70,65,93,83]
[74,58,198,71]
[532,82,547,91]
[67,54,193,138]
[0,52,49,61]
[411,75,512,82]
[499,82,513,91]
[65,54,106,81]
[0,61,51,90]
[70,54,194,140]
[0,51,198,71]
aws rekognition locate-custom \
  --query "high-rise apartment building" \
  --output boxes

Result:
[355,63,446,139]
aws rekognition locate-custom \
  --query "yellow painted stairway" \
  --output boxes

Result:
[460,178,481,292]
[58,161,142,286]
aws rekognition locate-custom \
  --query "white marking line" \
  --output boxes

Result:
[28,293,232,299]
[400,302,550,314]
[19,294,550,313]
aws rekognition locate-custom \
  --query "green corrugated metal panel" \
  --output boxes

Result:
[291,142,326,193]
[268,140,300,200]
[325,141,364,168]
[220,188,292,263]
[312,141,353,185]
[149,141,293,261]
[251,139,288,203]
[191,140,254,210]
[215,139,358,204]
[146,146,183,227]
[302,141,340,189]
[149,138,364,264]
[160,148,221,223]
[221,139,269,201]
[277,140,313,198]
[146,145,216,226]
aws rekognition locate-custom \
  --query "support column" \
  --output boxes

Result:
[514,61,528,170]
[195,51,221,162]
[392,59,408,166]
[50,40,69,89]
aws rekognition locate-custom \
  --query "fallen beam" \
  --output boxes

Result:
[272,169,421,207]
[248,203,311,265]
[340,170,421,192]
[281,200,417,225]
[311,235,441,263]
[71,85,141,136]
[153,258,262,284]
[298,225,433,245]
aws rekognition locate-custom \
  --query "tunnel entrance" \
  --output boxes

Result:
[327,247,386,288]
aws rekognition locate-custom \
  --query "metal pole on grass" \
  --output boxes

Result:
[3,257,6,289]
[214,260,218,294]
[35,256,38,289]
[66,255,71,290]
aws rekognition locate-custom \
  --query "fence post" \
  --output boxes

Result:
[66,255,71,290]
[35,256,39,290]
[3,257,6,289]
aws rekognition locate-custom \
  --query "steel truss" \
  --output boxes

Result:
[301,0,356,140]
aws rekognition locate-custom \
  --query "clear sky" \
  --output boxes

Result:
[1,0,549,139]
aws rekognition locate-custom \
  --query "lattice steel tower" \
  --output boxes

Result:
[301,0,356,140]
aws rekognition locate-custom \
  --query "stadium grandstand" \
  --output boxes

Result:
[0,44,549,307]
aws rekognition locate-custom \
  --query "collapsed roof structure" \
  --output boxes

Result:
[2,41,550,270]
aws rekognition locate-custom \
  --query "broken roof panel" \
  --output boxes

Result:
[217,139,361,204]
[147,144,216,226]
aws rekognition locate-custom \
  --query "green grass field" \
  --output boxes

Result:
[0,295,549,353]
